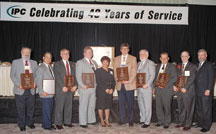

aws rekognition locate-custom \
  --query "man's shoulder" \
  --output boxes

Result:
[128,54,136,60]
[147,59,155,65]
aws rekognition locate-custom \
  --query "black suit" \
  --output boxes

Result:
[176,62,196,127]
[195,60,215,130]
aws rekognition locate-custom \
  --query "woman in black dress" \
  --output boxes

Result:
[95,56,115,127]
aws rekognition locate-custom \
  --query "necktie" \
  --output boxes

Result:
[162,64,165,70]
[198,62,202,70]
[25,60,29,73]
[89,59,95,72]
[181,64,185,75]
[123,57,126,62]
[48,64,54,79]
[66,61,70,75]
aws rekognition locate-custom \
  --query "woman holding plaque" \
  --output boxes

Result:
[95,56,115,127]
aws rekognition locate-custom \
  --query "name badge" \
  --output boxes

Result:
[25,66,30,70]
[184,71,190,76]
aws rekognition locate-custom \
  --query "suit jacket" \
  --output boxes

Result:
[195,60,215,96]
[154,62,177,91]
[176,62,196,95]
[113,54,137,91]
[137,59,155,92]
[35,63,55,98]
[75,58,98,94]
[53,60,77,95]
[10,58,38,95]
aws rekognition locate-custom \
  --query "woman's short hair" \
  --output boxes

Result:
[101,56,111,63]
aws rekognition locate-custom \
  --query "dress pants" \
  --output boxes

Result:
[196,95,212,130]
[40,97,54,128]
[117,84,134,124]
[15,90,35,128]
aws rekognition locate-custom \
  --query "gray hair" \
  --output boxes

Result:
[139,49,149,56]
[21,47,31,52]
[198,49,207,55]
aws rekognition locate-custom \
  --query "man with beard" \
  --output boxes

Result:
[10,47,38,131]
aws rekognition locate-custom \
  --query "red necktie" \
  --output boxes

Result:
[25,60,29,73]
[89,59,92,65]
[66,61,70,75]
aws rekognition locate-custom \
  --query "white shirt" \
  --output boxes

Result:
[182,62,188,71]
[62,59,71,75]
[85,57,96,69]
[121,54,128,66]
[159,63,167,73]
[23,59,32,73]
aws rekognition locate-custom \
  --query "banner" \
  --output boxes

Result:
[0,2,188,25]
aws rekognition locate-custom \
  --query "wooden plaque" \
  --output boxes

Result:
[136,73,146,88]
[175,76,187,91]
[155,73,169,88]
[116,67,129,82]
[82,73,94,88]
[64,75,75,89]
[20,73,34,89]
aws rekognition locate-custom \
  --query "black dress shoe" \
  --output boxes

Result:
[51,125,56,129]
[87,122,97,125]
[118,122,126,125]
[64,124,74,127]
[129,123,134,127]
[28,124,35,129]
[56,125,64,130]
[141,124,150,128]
[80,125,88,128]
[155,124,162,127]
[138,122,144,124]
[19,127,26,131]
[163,126,169,129]
[201,128,209,132]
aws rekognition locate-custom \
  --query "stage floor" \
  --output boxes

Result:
[0,123,216,134]
[0,96,216,124]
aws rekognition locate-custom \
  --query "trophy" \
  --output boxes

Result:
[155,73,169,88]
[116,67,129,82]
[64,75,75,89]
[136,73,146,88]
[20,73,34,89]
[175,76,187,92]
[82,73,94,88]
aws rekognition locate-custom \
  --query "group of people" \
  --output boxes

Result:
[10,43,215,133]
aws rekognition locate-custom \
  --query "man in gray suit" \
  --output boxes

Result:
[76,46,98,128]
[53,48,77,129]
[154,52,177,129]
[137,49,155,128]
[173,51,196,131]
[10,47,38,132]
[36,52,56,130]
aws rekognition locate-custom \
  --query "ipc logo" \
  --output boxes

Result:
[7,5,26,18]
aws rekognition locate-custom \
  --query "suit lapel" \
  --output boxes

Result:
[60,60,67,75]
[19,59,25,73]
[164,63,169,73]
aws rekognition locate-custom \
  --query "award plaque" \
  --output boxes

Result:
[43,79,55,94]
[155,73,169,88]
[116,67,129,82]
[175,76,187,91]
[64,75,75,89]
[136,73,146,88]
[20,73,34,89]
[82,73,94,88]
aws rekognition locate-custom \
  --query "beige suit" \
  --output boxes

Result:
[113,54,137,90]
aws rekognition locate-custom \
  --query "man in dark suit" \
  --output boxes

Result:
[195,49,215,133]
[154,52,177,129]
[173,51,196,131]
[10,47,38,131]
[53,48,77,129]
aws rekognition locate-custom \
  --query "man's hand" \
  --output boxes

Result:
[82,85,88,90]
[204,90,210,96]
[62,87,68,92]
[142,84,148,89]
[122,81,129,84]
[109,89,113,94]
[42,92,48,96]
[153,88,155,95]
[19,85,24,91]
[105,89,110,94]
[181,88,187,93]
[173,86,178,92]
[71,86,77,92]
[33,83,36,89]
